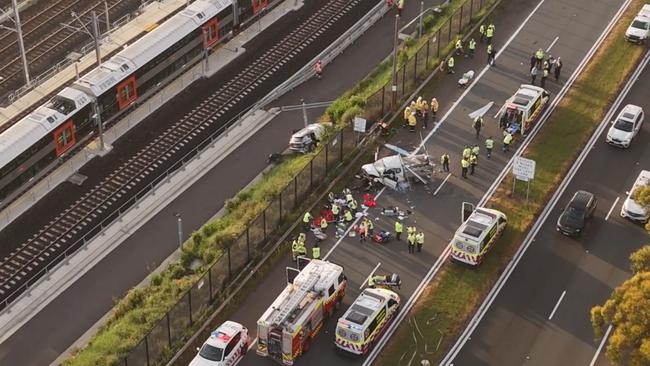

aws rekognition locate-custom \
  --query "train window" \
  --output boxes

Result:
[253,0,268,14]
[117,75,137,110]
[53,120,76,156]
[203,18,220,47]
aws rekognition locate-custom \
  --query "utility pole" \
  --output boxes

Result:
[301,98,308,127]
[2,0,31,87]
[391,14,399,107]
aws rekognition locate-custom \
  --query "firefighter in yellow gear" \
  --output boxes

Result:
[431,97,439,118]
[403,105,412,126]
[408,112,417,131]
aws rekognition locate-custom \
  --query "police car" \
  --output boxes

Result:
[190,321,249,366]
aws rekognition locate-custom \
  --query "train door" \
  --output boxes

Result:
[203,18,220,48]
[253,0,268,14]
[116,75,138,110]
[53,120,76,156]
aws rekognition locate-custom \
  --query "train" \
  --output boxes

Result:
[0,0,275,204]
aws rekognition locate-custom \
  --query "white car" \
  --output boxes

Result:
[621,170,650,222]
[606,104,644,148]
[625,4,650,43]
[189,321,249,366]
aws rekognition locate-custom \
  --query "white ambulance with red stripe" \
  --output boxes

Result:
[450,207,507,266]
[335,287,400,355]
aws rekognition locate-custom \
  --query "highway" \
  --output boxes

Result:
[447,49,650,365]
[172,0,635,365]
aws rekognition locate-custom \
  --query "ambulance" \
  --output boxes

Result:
[256,259,347,365]
[450,207,507,266]
[498,84,550,136]
[335,287,400,355]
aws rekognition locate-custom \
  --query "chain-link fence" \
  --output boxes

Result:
[120,0,496,363]
[363,0,491,122]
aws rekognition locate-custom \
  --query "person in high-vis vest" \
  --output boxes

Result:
[430,97,439,119]
[344,209,354,223]
[461,157,470,178]
[535,48,545,68]
[296,242,307,258]
[348,198,358,213]
[541,68,549,88]
[416,232,424,252]
[468,38,476,58]
[403,105,412,127]
[462,146,472,160]
[395,220,403,241]
[407,225,416,236]
[503,132,513,152]
[447,56,455,74]
[486,23,495,44]
[291,238,301,261]
[440,153,450,172]
[472,144,480,159]
[303,212,313,230]
[485,136,494,158]
[407,232,415,253]
[421,99,429,128]
[320,217,328,230]
[331,203,340,221]
[397,0,404,16]
[408,111,417,132]
[345,191,354,204]
[312,242,321,259]
[455,38,463,56]
[479,24,486,43]
[365,218,374,235]
[487,44,494,66]
[469,154,478,175]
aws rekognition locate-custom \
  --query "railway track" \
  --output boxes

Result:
[0,0,144,105]
[0,0,370,309]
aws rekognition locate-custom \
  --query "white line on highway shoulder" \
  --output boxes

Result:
[434,173,452,196]
[547,290,566,320]
[360,262,382,290]
[605,197,620,221]
[546,36,560,52]
[589,325,613,366]
[248,337,258,351]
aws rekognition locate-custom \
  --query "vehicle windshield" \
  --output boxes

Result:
[199,344,224,361]
[614,118,634,132]
[565,207,585,221]
[632,20,649,30]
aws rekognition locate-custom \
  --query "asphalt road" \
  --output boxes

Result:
[181,0,632,365]
[449,50,650,366]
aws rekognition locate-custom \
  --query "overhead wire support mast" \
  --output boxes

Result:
[0,0,31,87]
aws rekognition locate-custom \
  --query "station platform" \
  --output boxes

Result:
[0,0,188,127]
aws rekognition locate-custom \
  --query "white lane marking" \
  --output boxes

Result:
[605,196,620,221]
[494,103,506,118]
[442,13,647,365]
[589,325,613,366]
[248,337,257,351]
[546,36,560,52]
[434,173,452,196]
[547,290,566,320]
[360,262,382,290]
[414,0,548,154]
[323,187,386,260]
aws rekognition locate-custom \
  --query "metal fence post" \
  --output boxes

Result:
[381,85,385,116]
[145,337,150,366]
[227,246,232,279]
[293,177,298,209]
[459,5,463,33]
[425,39,430,69]
[166,313,172,347]
[437,28,441,57]
[470,0,474,19]
[246,229,251,261]
[188,291,193,325]
[448,17,452,40]
[401,66,406,98]
[413,52,418,83]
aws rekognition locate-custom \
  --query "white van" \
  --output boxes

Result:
[450,207,507,266]
[335,287,400,355]
[625,4,650,43]
[620,170,650,222]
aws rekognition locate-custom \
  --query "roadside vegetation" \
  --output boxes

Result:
[63,0,492,364]
[376,1,649,365]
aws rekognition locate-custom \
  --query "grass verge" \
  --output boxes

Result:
[64,0,495,364]
[375,1,648,365]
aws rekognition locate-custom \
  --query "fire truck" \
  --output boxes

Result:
[256,258,347,365]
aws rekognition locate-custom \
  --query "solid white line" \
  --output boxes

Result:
[434,173,452,196]
[248,337,258,351]
[605,197,620,221]
[414,0,548,154]
[547,290,566,320]
[360,262,382,290]
[442,17,647,365]
[323,187,386,260]
[546,36,560,52]
[589,325,613,366]
[493,103,506,118]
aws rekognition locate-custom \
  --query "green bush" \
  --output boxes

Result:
[423,14,436,31]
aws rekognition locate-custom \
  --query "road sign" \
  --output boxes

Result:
[513,157,536,181]
[353,117,367,133]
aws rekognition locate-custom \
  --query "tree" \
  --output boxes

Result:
[631,185,650,231]
[630,246,650,274]
[591,247,650,366]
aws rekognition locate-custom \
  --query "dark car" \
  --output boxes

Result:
[556,190,597,236]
